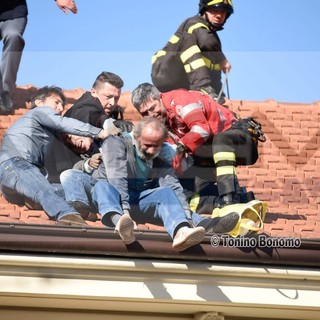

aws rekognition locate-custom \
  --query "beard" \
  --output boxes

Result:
[135,142,161,161]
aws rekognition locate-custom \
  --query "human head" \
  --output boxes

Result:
[63,134,94,154]
[133,117,168,160]
[199,0,234,28]
[31,86,66,114]
[131,83,167,121]
[90,71,124,115]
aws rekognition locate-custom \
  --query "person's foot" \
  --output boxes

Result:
[68,200,98,221]
[198,212,239,234]
[0,91,14,114]
[172,226,205,252]
[115,213,136,244]
[57,213,88,227]
[215,192,240,208]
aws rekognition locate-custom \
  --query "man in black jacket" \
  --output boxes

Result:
[151,0,233,104]
[64,71,133,132]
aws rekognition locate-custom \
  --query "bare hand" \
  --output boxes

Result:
[55,0,78,14]
[220,59,231,74]
[88,153,102,169]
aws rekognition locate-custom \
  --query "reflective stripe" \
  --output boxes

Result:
[213,152,236,163]
[208,0,233,8]
[189,193,200,212]
[180,45,201,63]
[151,50,166,64]
[191,125,210,139]
[184,59,206,73]
[169,35,180,44]
[208,0,224,5]
[180,103,203,119]
[203,56,221,71]
[188,22,209,34]
[216,166,235,176]
[184,56,220,73]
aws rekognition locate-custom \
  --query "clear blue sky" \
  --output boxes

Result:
[15,0,320,103]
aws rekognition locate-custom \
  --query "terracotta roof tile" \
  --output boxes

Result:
[1,85,319,240]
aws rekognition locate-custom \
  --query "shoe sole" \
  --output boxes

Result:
[115,215,136,244]
[210,212,239,234]
[172,227,205,252]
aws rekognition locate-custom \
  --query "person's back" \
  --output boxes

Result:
[160,89,237,145]
[151,0,233,105]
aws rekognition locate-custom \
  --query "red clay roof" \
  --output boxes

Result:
[1,85,320,240]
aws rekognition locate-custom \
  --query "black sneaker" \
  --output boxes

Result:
[198,212,239,234]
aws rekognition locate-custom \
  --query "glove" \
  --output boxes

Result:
[97,125,121,140]
[172,152,185,176]
[113,120,134,132]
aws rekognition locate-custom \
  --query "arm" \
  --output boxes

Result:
[176,102,211,153]
[34,107,120,139]
[100,135,131,212]
[55,0,78,14]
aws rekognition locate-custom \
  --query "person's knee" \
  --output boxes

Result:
[3,32,25,50]
[60,169,78,183]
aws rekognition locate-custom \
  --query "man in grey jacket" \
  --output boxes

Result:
[0,86,118,226]
[96,117,239,251]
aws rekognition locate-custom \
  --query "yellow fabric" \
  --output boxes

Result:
[216,166,235,176]
[180,45,201,63]
[189,193,200,212]
[213,151,236,163]
[169,35,180,44]
[151,50,166,64]
[212,200,268,237]
[188,22,209,34]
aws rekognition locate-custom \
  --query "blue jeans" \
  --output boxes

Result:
[129,187,204,238]
[0,157,77,220]
[60,169,123,226]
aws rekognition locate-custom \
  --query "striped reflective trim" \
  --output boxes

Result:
[180,103,202,119]
[189,193,200,212]
[184,58,206,73]
[180,45,201,63]
[151,50,166,64]
[208,0,233,8]
[208,0,224,5]
[213,152,236,163]
[203,56,221,71]
[169,35,180,44]
[188,22,209,34]
[190,125,209,139]
[216,166,235,176]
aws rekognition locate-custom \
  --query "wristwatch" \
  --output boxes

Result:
[176,142,187,155]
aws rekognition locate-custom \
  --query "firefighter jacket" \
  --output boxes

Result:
[161,89,237,154]
[152,15,226,96]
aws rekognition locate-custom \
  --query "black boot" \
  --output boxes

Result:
[214,192,240,209]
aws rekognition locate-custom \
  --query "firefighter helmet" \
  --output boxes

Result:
[199,0,234,17]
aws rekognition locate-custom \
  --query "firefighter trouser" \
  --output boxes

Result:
[212,128,258,196]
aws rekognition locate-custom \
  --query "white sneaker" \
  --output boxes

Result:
[115,214,136,244]
[172,226,205,252]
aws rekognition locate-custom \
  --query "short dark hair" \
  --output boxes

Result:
[92,71,124,90]
[31,86,66,107]
[131,83,160,112]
